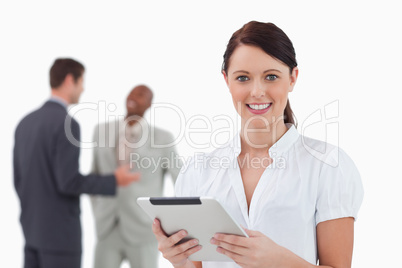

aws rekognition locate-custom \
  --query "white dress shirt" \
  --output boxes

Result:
[175,124,363,267]
[117,117,148,165]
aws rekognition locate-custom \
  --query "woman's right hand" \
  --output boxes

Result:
[152,218,202,268]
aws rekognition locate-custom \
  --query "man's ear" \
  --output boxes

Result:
[63,74,75,87]
[222,70,229,87]
[289,67,299,92]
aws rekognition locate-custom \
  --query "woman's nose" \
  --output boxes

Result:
[251,82,265,98]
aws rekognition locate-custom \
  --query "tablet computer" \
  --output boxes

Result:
[137,196,248,262]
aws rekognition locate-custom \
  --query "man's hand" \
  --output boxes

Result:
[114,164,141,186]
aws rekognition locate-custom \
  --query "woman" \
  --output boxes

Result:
[152,21,363,268]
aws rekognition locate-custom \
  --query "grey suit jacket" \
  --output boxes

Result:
[90,119,181,244]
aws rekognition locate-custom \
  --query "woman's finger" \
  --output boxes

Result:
[216,246,246,265]
[152,218,168,240]
[164,238,202,260]
[213,233,249,248]
[210,237,248,256]
[165,229,189,247]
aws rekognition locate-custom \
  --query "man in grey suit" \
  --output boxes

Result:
[13,58,139,268]
[91,85,181,268]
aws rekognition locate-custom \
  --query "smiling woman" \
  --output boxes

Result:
[151,21,363,268]
[222,21,298,128]
[222,45,297,132]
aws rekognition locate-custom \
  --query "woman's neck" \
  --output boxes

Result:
[240,120,288,155]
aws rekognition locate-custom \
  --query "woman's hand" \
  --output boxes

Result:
[210,228,286,268]
[152,218,202,268]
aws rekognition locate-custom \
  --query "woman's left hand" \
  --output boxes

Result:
[211,228,284,268]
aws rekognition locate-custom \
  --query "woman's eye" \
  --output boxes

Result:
[236,76,249,82]
[266,74,277,81]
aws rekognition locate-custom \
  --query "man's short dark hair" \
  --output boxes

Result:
[49,58,85,89]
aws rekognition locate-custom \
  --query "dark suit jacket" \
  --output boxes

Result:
[13,100,116,252]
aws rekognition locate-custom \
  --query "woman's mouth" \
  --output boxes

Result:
[246,103,272,114]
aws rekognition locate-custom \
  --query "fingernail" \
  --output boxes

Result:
[181,230,187,236]
[192,239,199,245]
[210,238,216,244]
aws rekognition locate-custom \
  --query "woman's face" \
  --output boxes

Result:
[224,45,298,129]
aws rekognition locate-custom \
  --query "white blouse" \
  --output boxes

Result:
[175,125,363,267]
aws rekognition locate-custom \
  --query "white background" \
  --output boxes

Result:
[1,0,401,267]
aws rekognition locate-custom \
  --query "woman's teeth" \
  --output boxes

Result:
[247,103,271,110]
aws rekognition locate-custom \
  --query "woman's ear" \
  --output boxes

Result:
[222,70,229,87]
[289,67,299,92]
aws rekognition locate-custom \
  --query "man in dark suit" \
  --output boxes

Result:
[13,58,140,268]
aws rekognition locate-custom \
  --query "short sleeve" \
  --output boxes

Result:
[315,148,364,225]
[174,157,201,197]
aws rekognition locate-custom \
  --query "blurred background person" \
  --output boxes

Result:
[13,58,140,268]
[91,85,181,268]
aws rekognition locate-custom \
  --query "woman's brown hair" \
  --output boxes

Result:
[222,21,298,126]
